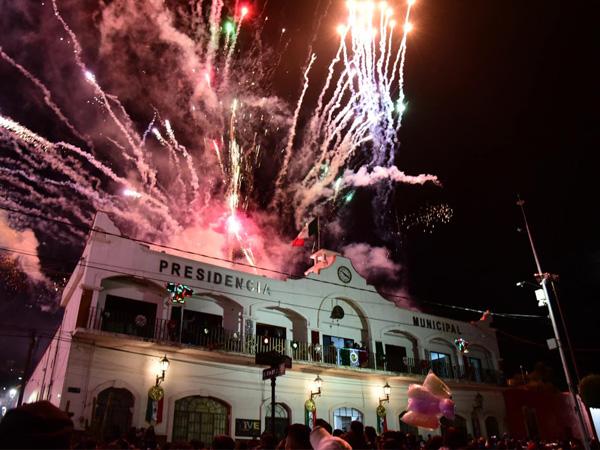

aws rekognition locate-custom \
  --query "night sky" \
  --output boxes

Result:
[1,0,599,389]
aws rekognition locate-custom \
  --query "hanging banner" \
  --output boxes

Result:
[305,399,316,430]
[145,385,164,425]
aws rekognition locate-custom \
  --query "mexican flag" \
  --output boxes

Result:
[291,218,318,247]
[145,394,164,424]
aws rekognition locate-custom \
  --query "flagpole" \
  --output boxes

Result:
[517,197,591,449]
[317,216,321,250]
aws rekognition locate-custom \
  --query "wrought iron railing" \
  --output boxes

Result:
[85,307,502,384]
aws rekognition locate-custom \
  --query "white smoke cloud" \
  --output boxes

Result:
[0,212,46,283]
[342,242,402,281]
[342,242,415,310]
[343,165,441,187]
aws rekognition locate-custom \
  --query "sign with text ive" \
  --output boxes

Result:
[262,364,286,380]
[235,418,261,437]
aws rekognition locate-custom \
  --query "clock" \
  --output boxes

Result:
[337,266,352,283]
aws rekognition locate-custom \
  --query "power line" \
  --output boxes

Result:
[0,241,546,321]
[1,243,546,328]
[0,204,541,319]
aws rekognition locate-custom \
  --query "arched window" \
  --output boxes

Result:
[264,403,290,442]
[485,416,500,438]
[92,387,134,442]
[333,407,363,432]
[173,396,229,444]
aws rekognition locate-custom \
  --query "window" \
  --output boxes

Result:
[92,387,134,442]
[385,344,407,372]
[102,295,157,339]
[264,403,290,442]
[172,396,229,444]
[333,407,363,432]
[430,351,452,378]
[256,324,286,353]
[256,323,286,339]
[323,335,356,366]
[177,310,223,345]
[468,357,483,382]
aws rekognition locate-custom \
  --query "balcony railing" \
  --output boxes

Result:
[85,307,502,384]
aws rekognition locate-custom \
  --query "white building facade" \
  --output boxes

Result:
[25,213,506,443]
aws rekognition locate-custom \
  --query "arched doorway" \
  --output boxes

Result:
[264,403,290,442]
[172,396,230,444]
[485,416,500,438]
[92,387,134,442]
[333,407,363,432]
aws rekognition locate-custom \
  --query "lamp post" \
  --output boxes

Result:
[311,375,323,400]
[516,198,591,449]
[156,355,170,386]
[379,382,391,405]
[377,382,391,433]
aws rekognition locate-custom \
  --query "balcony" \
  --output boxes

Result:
[85,307,502,385]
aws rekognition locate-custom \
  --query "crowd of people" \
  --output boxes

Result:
[0,401,597,450]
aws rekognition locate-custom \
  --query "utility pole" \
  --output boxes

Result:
[271,376,276,438]
[517,198,591,449]
[17,330,38,407]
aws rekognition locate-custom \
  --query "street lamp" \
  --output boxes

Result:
[516,198,591,450]
[156,355,170,386]
[379,382,391,405]
[311,375,323,400]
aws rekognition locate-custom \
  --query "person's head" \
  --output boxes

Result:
[0,400,73,449]
[212,435,236,450]
[315,419,333,435]
[285,423,311,450]
[364,426,377,443]
[190,438,205,449]
[260,432,278,450]
[443,427,467,450]
[426,435,443,450]
[350,420,364,435]
[311,427,352,450]
[332,430,344,438]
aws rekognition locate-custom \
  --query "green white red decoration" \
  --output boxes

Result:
[145,385,164,424]
[166,282,193,304]
[454,337,469,353]
[376,405,387,433]
[304,399,316,429]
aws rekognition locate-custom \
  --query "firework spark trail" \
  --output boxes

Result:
[211,139,226,176]
[164,120,200,194]
[272,53,317,205]
[0,47,93,149]
[223,7,250,84]
[51,0,158,191]
[0,168,94,226]
[152,126,187,195]
[206,0,225,68]
[0,115,53,150]
[0,196,85,241]
[141,114,158,146]
[1,0,430,280]
[393,3,414,133]
[0,115,180,234]
[283,0,424,227]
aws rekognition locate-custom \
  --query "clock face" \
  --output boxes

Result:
[337,266,352,283]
